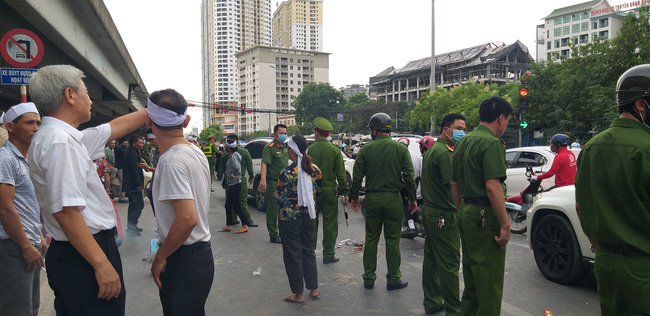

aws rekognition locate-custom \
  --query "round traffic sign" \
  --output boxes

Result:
[1,29,44,68]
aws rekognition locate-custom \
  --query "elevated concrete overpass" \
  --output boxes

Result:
[0,0,147,129]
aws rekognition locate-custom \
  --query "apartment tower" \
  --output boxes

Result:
[272,0,323,52]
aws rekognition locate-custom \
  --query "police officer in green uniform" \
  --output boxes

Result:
[450,97,512,315]
[308,117,348,264]
[217,134,258,227]
[576,64,650,315]
[260,124,288,243]
[421,113,466,316]
[350,113,416,291]
[202,136,218,191]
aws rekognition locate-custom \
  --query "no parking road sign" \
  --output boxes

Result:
[1,29,44,68]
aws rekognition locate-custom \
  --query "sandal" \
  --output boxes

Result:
[235,227,248,234]
[309,290,320,300]
[283,295,304,304]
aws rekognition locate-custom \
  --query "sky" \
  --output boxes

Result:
[103,0,627,131]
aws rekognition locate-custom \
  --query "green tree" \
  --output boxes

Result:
[524,9,650,141]
[410,82,519,133]
[250,130,269,138]
[199,124,223,142]
[293,82,346,125]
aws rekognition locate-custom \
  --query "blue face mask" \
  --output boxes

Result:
[278,134,287,142]
[450,130,465,144]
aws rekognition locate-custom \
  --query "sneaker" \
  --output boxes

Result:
[401,229,417,239]
[125,228,141,236]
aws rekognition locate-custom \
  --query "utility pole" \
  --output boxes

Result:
[430,0,436,135]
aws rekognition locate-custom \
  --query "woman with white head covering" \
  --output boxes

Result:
[276,134,322,303]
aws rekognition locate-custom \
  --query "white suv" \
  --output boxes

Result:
[526,185,594,284]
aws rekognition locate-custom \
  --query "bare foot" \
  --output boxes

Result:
[218,226,232,232]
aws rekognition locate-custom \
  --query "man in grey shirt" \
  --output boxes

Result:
[0,102,47,316]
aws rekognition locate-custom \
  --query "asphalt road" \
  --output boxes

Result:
[38,187,600,315]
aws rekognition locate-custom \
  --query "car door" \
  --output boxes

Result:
[505,150,549,196]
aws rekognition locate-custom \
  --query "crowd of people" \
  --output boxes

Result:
[0,63,647,316]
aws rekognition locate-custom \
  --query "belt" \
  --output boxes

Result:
[464,198,491,207]
[51,227,117,243]
[366,189,399,194]
[599,243,649,256]
[173,241,211,255]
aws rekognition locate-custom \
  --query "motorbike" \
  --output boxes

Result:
[506,164,543,234]
[400,184,425,239]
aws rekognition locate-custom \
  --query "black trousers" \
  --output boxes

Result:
[126,191,144,227]
[46,230,126,316]
[225,183,249,226]
[279,217,318,294]
[159,242,214,316]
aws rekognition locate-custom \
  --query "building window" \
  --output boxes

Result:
[563,26,570,35]
[599,30,609,39]
[592,32,598,41]
[554,28,562,37]
[547,41,551,49]
[579,34,588,44]
[561,38,569,47]
[593,21,598,29]
[554,39,560,48]
[599,18,609,28]
[572,36,578,45]
[554,17,562,25]
[582,11,589,19]
[581,22,589,32]
[563,16,570,23]
[547,52,552,60]
[571,14,580,21]
[560,49,569,57]
[572,24,580,33]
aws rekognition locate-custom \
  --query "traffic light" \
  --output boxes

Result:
[215,103,220,112]
[520,121,528,128]
[518,88,529,116]
[240,104,246,114]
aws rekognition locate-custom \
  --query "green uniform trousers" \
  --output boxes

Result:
[208,161,216,183]
[362,192,403,286]
[458,203,505,316]
[314,187,339,259]
[422,206,461,316]
[229,177,253,223]
[594,246,650,315]
[265,178,280,238]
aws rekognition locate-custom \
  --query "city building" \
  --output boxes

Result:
[272,0,324,52]
[236,46,330,134]
[536,0,630,62]
[342,84,369,99]
[277,114,297,126]
[201,0,272,128]
[369,41,532,103]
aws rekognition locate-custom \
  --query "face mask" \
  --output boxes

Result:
[446,129,465,144]
[122,144,128,149]
[278,134,287,142]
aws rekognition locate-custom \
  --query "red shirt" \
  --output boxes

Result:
[537,147,577,187]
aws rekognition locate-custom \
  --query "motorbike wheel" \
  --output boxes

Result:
[508,205,527,234]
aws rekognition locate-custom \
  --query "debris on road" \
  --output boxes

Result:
[253,266,263,277]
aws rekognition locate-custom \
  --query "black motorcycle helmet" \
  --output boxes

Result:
[367,112,392,132]
[616,64,650,107]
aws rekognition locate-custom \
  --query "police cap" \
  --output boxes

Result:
[313,117,333,132]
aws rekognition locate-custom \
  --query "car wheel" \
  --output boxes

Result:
[532,214,589,284]
[254,178,266,212]
[508,204,527,234]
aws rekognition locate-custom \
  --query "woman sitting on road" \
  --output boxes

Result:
[276,134,322,304]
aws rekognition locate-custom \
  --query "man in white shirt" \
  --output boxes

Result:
[146,89,213,315]
[28,65,148,315]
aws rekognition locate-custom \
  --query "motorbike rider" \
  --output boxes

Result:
[532,134,577,189]
[397,137,422,238]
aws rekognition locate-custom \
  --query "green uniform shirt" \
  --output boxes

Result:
[218,147,254,180]
[451,124,507,199]
[576,118,650,253]
[350,134,416,201]
[262,139,288,180]
[308,138,347,194]
[421,138,455,210]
